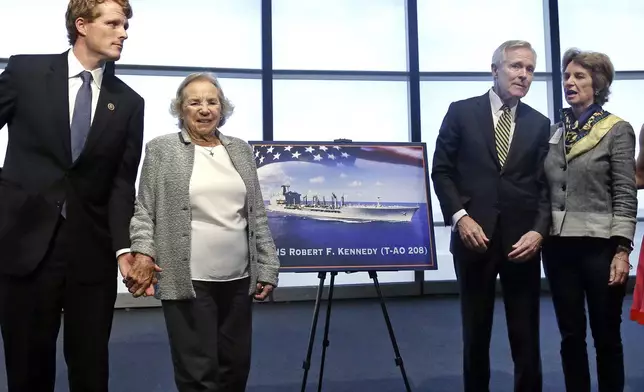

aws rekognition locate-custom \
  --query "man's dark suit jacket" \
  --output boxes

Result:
[432,92,551,257]
[0,51,144,282]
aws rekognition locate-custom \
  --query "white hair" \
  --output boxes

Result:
[169,72,235,129]
[491,40,537,68]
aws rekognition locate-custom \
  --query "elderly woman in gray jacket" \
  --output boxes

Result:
[126,72,280,392]
[542,48,637,392]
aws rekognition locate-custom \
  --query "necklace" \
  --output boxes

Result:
[203,146,217,156]
[194,139,220,157]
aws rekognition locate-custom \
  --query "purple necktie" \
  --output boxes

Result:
[63,71,92,218]
[70,71,92,162]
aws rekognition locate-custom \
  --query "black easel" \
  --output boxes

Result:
[299,271,412,392]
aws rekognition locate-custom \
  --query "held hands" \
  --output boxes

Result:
[118,253,162,298]
[508,231,543,262]
[457,216,489,253]
[254,282,274,301]
[609,250,630,286]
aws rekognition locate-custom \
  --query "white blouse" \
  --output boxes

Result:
[189,145,249,281]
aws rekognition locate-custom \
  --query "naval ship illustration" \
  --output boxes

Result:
[266,185,419,223]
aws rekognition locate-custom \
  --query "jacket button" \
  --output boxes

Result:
[250,206,253,212]
[250,230,254,237]
[183,207,188,211]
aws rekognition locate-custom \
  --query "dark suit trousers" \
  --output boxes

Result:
[162,277,253,392]
[542,237,626,392]
[0,218,117,392]
[453,230,542,392]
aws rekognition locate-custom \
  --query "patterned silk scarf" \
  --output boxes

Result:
[562,104,610,154]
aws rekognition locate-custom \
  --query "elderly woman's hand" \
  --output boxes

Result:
[609,250,630,286]
[124,253,163,297]
[254,282,274,301]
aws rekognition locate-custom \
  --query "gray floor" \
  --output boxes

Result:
[0,294,643,391]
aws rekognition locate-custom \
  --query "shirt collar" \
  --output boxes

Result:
[67,49,105,89]
[489,88,518,118]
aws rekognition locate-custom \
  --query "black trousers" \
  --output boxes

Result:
[453,232,542,392]
[542,237,626,392]
[162,278,253,392]
[0,218,117,392]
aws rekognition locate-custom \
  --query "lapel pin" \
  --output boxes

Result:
[107,103,115,111]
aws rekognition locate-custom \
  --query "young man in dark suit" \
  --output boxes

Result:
[0,1,150,390]
[431,40,551,392]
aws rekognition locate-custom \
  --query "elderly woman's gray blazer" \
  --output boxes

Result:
[129,129,280,300]
[544,114,637,242]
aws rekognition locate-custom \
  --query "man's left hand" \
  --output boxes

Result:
[508,231,543,262]
[118,253,135,279]
[254,282,274,301]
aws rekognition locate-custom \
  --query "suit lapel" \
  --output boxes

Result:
[75,73,119,164]
[503,102,531,170]
[47,52,72,163]
[476,94,501,170]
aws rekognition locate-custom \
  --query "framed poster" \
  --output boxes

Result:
[250,141,438,272]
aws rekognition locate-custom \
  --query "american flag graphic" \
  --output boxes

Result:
[251,144,426,169]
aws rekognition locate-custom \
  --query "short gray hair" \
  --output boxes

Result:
[170,72,235,129]
[491,40,537,68]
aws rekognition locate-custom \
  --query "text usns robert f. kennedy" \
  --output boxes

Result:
[277,248,378,256]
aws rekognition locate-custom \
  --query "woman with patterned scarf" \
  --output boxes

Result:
[542,48,637,392]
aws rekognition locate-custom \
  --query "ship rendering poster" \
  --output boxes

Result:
[249,141,437,272]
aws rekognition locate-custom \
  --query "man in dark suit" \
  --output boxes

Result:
[431,40,551,392]
[0,1,148,391]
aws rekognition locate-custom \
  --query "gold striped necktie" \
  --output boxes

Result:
[495,105,512,166]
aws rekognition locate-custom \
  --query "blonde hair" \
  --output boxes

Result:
[170,73,235,129]
[65,0,133,45]
[562,48,614,105]
[491,40,537,68]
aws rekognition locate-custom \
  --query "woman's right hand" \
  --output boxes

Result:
[123,253,163,297]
